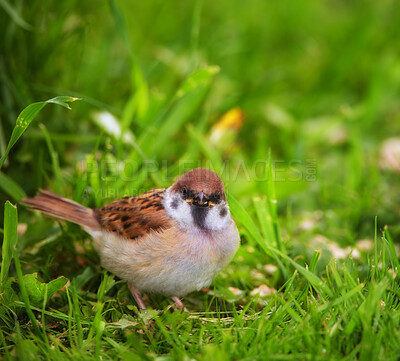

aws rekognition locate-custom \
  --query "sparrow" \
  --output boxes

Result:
[22,168,240,310]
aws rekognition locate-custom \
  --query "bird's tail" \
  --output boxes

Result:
[22,190,100,230]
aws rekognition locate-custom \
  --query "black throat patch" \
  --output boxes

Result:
[191,206,209,230]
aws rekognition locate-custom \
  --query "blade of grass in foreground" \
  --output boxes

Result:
[0,201,18,292]
[2,201,44,339]
[0,96,80,169]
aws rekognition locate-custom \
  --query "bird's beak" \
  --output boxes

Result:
[198,191,204,204]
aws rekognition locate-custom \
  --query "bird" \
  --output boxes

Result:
[22,168,240,311]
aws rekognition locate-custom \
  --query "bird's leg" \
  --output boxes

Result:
[128,282,146,310]
[171,296,185,311]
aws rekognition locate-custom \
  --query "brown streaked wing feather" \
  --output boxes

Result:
[95,188,171,240]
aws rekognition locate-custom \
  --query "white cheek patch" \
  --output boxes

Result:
[204,203,231,231]
[163,188,195,230]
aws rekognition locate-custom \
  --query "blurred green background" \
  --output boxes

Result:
[2,1,400,359]
[1,0,400,245]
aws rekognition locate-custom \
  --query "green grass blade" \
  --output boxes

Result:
[318,283,364,312]
[383,227,400,270]
[0,201,18,291]
[0,96,80,169]
[309,250,321,273]
[253,196,276,248]
[0,101,46,169]
[0,172,26,201]
[40,123,63,194]
[228,194,263,246]
[71,282,84,348]
[109,0,149,133]
[265,149,281,250]
[283,254,333,298]
[176,66,220,99]
[7,204,43,339]
[0,0,32,30]
[137,66,219,156]
[229,193,291,277]
[373,216,378,280]
[45,96,80,109]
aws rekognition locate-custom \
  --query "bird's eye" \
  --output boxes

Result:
[182,186,195,201]
[209,191,222,205]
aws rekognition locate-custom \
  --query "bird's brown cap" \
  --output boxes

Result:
[170,168,226,201]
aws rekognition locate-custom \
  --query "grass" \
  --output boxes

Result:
[1,0,400,359]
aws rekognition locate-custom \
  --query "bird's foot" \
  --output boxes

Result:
[128,282,147,310]
[171,296,189,312]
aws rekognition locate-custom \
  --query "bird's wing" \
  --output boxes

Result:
[95,188,172,241]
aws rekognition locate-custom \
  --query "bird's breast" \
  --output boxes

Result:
[89,219,239,296]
